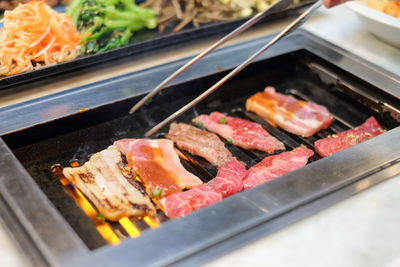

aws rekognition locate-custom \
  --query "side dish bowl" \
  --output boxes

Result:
[346,1,400,47]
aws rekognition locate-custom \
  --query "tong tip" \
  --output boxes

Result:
[128,105,138,114]
[129,97,148,114]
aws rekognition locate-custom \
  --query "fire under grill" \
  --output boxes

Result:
[1,32,400,266]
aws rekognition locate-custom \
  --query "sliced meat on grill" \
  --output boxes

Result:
[208,160,247,197]
[62,145,156,221]
[160,186,222,219]
[246,86,333,137]
[243,146,314,189]
[114,139,203,198]
[315,116,385,157]
[160,160,247,218]
[167,122,236,167]
[193,112,285,153]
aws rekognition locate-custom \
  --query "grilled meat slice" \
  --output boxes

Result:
[167,122,236,167]
[160,160,247,218]
[315,116,385,157]
[243,146,314,189]
[246,86,332,137]
[193,112,285,153]
[63,145,156,221]
[114,138,203,198]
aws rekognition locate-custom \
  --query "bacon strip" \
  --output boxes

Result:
[159,161,247,218]
[243,146,314,189]
[246,86,332,137]
[114,139,203,198]
[314,116,385,157]
[167,122,236,167]
[62,146,156,221]
[193,112,285,153]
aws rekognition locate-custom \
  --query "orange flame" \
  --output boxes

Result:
[52,166,120,245]
[119,217,140,237]
[144,216,160,228]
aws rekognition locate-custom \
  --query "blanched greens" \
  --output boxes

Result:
[66,0,157,54]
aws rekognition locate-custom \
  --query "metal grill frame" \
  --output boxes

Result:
[0,31,400,267]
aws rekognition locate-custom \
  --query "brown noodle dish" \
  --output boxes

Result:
[140,0,279,33]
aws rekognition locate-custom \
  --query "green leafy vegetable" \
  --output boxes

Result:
[219,117,226,124]
[226,138,232,145]
[96,213,106,220]
[66,0,157,54]
[151,187,162,198]
[196,121,204,127]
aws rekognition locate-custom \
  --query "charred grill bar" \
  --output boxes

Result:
[0,31,400,266]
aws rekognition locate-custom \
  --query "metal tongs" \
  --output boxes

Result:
[130,0,323,136]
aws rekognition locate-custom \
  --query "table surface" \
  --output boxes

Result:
[1,3,400,267]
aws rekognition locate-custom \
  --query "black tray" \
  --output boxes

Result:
[0,0,314,90]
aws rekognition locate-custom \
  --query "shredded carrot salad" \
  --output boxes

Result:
[0,0,88,76]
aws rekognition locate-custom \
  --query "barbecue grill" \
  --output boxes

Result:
[1,31,400,267]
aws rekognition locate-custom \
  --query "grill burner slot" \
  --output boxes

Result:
[4,49,400,251]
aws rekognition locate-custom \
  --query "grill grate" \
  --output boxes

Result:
[7,51,400,249]
[48,92,390,244]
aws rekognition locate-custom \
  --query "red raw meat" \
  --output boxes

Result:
[246,86,332,137]
[193,112,285,153]
[243,146,314,189]
[159,161,247,218]
[314,116,385,157]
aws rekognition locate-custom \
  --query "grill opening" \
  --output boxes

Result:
[3,49,400,250]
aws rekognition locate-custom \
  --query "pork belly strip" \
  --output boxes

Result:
[315,116,385,157]
[62,146,156,221]
[243,146,314,189]
[246,86,333,137]
[193,112,285,153]
[159,160,247,219]
[114,139,203,198]
[167,122,236,167]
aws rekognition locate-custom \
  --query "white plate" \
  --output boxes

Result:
[346,1,400,47]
